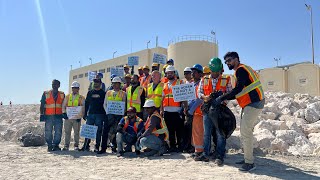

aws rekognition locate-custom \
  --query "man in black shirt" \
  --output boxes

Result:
[79,77,106,152]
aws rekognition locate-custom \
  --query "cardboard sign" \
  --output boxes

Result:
[106,101,125,115]
[172,83,196,102]
[128,56,139,66]
[152,53,166,64]
[66,106,83,119]
[80,124,98,139]
[111,67,124,78]
[88,71,97,82]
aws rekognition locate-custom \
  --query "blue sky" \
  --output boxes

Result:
[0,0,319,104]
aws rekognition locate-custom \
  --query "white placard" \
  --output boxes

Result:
[66,106,83,119]
[172,83,196,102]
[152,53,166,64]
[80,124,98,139]
[88,71,97,82]
[111,67,124,78]
[106,101,125,115]
[128,56,139,66]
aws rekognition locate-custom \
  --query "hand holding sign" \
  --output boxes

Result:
[106,101,125,115]
[172,84,196,102]
[66,106,83,119]
[80,124,98,139]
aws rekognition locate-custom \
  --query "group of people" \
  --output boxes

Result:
[40,51,265,172]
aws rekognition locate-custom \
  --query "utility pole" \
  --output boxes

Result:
[305,4,315,64]
[89,58,92,65]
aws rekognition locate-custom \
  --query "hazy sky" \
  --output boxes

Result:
[0,0,319,104]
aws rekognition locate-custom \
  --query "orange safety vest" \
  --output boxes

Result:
[140,74,152,89]
[162,79,182,107]
[194,82,203,116]
[234,64,264,108]
[44,90,64,115]
[139,74,145,82]
[161,77,169,83]
[144,111,169,143]
[202,74,230,96]
[123,116,143,133]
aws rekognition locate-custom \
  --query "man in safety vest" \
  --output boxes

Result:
[127,74,146,119]
[116,106,144,157]
[62,81,85,151]
[140,65,152,89]
[183,67,193,84]
[146,70,163,109]
[203,66,211,77]
[88,73,106,92]
[136,99,169,157]
[161,65,188,153]
[124,64,131,76]
[40,79,65,151]
[195,57,233,164]
[122,74,132,92]
[214,52,265,171]
[152,63,160,72]
[99,77,127,154]
[138,66,144,82]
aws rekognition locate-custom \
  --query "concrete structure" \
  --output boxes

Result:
[258,68,287,92]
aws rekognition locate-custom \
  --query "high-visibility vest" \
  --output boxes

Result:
[144,111,169,143]
[202,74,230,96]
[107,90,125,101]
[126,86,144,112]
[161,77,169,83]
[123,116,143,133]
[194,82,203,116]
[66,94,84,107]
[147,82,164,108]
[44,90,64,115]
[234,64,264,108]
[140,74,152,89]
[162,79,182,107]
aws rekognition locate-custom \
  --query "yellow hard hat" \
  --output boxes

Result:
[138,66,143,70]
[163,64,169,70]
[125,74,132,78]
[143,65,150,70]
[203,66,211,74]
[152,63,159,67]
[124,64,130,68]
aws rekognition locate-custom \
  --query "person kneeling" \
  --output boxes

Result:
[136,100,169,157]
[116,107,144,157]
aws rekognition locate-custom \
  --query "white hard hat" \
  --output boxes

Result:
[71,81,80,88]
[165,65,175,73]
[143,99,156,108]
[184,67,192,72]
[112,77,122,83]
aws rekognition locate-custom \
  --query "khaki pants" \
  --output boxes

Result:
[64,119,81,148]
[240,106,262,164]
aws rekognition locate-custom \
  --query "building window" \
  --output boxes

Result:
[85,72,88,77]
[73,75,77,80]
[107,67,110,72]
[99,69,105,73]
[78,74,84,78]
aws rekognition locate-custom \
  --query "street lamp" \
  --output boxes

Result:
[305,4,315,64]
[79,61,81,68]
[70,65,72,70]
[89,58,92,65]
[147,40,150,49]
[113,51,117,58]
[274,58,281,67]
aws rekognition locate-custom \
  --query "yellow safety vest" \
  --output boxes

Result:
[126,86,143,112]
[147,82,164,108]
[67,94,82,107]
[107,90,125,101]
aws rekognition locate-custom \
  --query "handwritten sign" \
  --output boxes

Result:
[152,53,166,64]
[88,71,97,82]
[66,106,83,119]
[80,124,98,139]
[106,101,125,115]
[111,67,124,78]
[172,83,196,102]
[128,56,139,66]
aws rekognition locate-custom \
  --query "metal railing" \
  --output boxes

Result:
[168,35,216,46]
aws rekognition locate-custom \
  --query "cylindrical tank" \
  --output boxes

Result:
[167,35,218,77]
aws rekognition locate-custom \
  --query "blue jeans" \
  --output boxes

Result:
[139,135,163,151]
[116,132,138,153]
[85,114,105,149]
[45,116,63,147]
[203,114,213,156]
[212,122,226,159]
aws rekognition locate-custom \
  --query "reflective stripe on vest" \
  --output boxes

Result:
[147,82,164,108]
[45,90,64,115]
[194,82,203,115]
[234,64,264,108]
[123,116,143,133]
[107,90,125,101]
[203,74,229,95]
[67,94,80,107]
[163,79,181,107]
[127,86,143,112]
[144,112,169,142]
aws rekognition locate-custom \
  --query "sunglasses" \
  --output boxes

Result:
[93,79,101,83]
[224,58,234,64]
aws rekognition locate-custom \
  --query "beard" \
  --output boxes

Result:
[168,76,175,80]
[228,65,234,70]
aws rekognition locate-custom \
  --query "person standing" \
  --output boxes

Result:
[183,67,193,84]
[127,74,146,119]
[146,70,163,109]
[40,79,65,151]
[140,65,152,89]
[214,52,265,171]
[62,81,85,151]
[88,73,106,92]
[80,75,106,152]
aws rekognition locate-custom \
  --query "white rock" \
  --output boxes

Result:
[304,102,320,123]
[254,120,288,133]
[226,131,241,149]
[260,112,277,120]
[253,128,275,149]
[308,133,320,148]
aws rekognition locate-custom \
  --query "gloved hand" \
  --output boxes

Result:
[212,96,223,107]
[63,113,68,120]
[40,115,45,122]
[76,119,81,123]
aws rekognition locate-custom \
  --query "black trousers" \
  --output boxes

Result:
[164,111,184,149]
[101,114,122,150]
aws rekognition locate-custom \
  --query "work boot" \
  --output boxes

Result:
[144,149,158,157]
[117,151,124,157]
[157,144,168,156]
[124,146,132,153]
[111,147,117,153]
[194,154,209,162]
[94,146,99,153]
[239,163,256,172]
[135,150,141,155]
[235,160,245,164]
[97,149,107,154]
[74,146,79,151]
[62,147,69,151]
[215,159,224,166]
[191,152,201,159]
[143,148,152,152]
[52,145,61,151]
[47,146,53,152]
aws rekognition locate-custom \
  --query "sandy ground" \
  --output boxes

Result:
[0,142,319,180]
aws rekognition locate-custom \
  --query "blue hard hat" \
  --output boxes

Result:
[167,59,174,65]
[97,72,103,78]
[110,74,117,79]
[191,64,203,73]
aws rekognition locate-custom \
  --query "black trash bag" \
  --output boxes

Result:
[207,92,236,139]
[18,131,45,147]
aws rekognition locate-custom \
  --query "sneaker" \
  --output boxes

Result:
[111,147,117,153]
[79,146,90,151]
[191,152,201,159]
[239,163,256,172]
[194,154,209,162]
[94,147,99,153]
[52,146,61,151]
[47,146,53,152]
[235,160,245,164]
[62,147,69,151]
[117,151,124,157]
[97,149,106,154]
[135,150,141,155]
[215,159,224,166]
